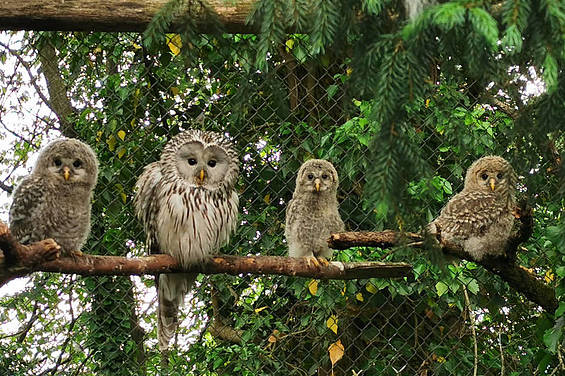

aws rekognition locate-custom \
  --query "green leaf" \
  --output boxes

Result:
[543,327,562,353]
[436,281,449,297]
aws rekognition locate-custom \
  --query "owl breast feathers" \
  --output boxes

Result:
[429,156,517,261]
[133,129,239,351]
[9,138,99,255]
[285,159,344,259]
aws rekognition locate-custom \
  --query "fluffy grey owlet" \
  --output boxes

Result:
[428,156,517,261]
[285,159,344,264]
[9,138,99,255]
[134,129,239,351]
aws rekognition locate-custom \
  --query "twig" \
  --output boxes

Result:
[463,285,478,376]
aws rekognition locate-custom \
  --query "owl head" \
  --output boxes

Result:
[295,159,339,194]
[34,138,99,187]
[464,156,516,197]
[161,129,239,190]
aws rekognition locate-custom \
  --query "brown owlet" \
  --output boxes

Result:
[285,159,344,263]
[134,129,239,351]
[428,156,517,261]
[9,138,99,255]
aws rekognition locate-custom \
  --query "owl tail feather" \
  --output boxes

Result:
[157,272,197,351]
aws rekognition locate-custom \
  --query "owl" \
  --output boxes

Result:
[134,129,239,351]
[428,156,517,261]
[285,159,344,264]
[9,138,99,256]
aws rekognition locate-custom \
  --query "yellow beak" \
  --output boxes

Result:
[63,167,70,181]
[315,181,320,192]
[199,169,205,182]
[489,178,496,191]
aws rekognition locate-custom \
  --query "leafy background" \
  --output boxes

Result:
[0,0,564,375]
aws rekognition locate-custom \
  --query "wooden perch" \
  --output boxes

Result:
[0,0,257,33]
[328,207,558,313]
[0,221,412,286]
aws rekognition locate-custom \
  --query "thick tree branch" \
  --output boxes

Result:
[0,220,412,287]
[328,209,558,312]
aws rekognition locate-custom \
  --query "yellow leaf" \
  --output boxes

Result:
[96,131,103,142]
[327,315,338,334]
[120,192,127,204]
[425,98,431,108]
[132,42,142,50]
[167,34,182,56]
[117,147,126,159]
[346,67,353,76]
[308,279,318,296]
[106,135,116,152]
[328,339,344,366]
[254,306,268,313]
[171,86,180,96]
[545,270,555,283]
[341,284,346,296]
[263,194,271,204]
[285,39,295,49]
[268,329,280,343]
[356,293,364,302]
[130,118,136,127]
[365,282,377,294]
[117,130,126,141]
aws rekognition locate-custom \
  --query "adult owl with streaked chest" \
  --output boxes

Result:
[285,159,344,264]
[134,129,239,351]
[9,138,99,256]
[428,156,517,261]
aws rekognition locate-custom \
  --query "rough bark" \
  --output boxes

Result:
[0,0,256,33]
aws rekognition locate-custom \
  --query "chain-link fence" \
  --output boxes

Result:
[0,12,563,376]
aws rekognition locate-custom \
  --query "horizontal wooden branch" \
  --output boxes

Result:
[0,220,412,285]
[0,0,256,33]
[328,208,558,312]
[36,254,412,280]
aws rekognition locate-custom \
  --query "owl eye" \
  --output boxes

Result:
[481,173,488,180]
[73,159,82,168]
[188,158,197,166]
[54,158,62,167]
[322,174,329,179]
[497,172,503,179]
[208,160,217,168]
[307,174,314,180]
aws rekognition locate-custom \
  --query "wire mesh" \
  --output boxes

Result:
[0,28,562,376]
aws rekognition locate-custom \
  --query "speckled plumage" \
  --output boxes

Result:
[429,156,517,261]
[134,129,239,351]
[285,159,344,259]
[9,138,98,255]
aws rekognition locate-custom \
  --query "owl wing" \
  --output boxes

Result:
[433,191,508,238]
[9,175,46,244]
[284,197,298,238]
[133,161,163,254]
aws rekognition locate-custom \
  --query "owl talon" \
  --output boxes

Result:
[304,256,321,268]
[317,257,330,267]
